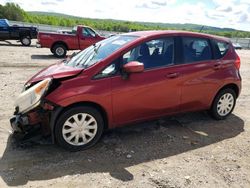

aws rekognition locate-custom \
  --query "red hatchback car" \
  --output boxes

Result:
[11,31,241,151]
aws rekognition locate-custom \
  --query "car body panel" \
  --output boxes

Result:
[27,62,83,83]
[45,74,113,126]
[110,66,181,126]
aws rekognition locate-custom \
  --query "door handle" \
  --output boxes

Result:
[166,73,179,79]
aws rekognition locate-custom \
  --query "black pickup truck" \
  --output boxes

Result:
[0,19,37,46]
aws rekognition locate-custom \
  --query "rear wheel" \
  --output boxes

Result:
[52,44,67,58]
[20,36,31,46]
[210,88,236,120]
[55,106,104,151]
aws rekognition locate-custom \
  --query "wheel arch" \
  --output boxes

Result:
[51,41,68,51]
[210,83,240,108]
[19,31,31,38]
[209,83,239,120]
[217,83,240,98]
[50,101,109,142]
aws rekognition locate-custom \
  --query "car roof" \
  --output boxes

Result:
[123,30,230,43]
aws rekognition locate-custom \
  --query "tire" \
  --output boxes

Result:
[20,36,31,46]
[52,44,67,58]
[210,88,236,120]
[55,106,104,151]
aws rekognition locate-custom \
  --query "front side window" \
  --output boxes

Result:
[94,59,122,79]
[183,37,212,63]
[82,28,96,37]
[123,38,174,69]
[65,35,138,69]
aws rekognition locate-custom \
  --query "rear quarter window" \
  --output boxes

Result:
[213,40,229,59]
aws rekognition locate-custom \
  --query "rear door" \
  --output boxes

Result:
[178,36,220,112]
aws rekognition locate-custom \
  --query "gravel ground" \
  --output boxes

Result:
[0,40,249,188]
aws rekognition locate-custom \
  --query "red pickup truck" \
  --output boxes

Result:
[37,25,105,57]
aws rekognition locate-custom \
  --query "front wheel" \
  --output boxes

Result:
[20,36,31,46]
[210,88,236,120]
[55,106,104,151]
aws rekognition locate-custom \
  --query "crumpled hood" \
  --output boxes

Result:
[26,62,83,84]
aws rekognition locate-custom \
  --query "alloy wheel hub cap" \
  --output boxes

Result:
[217,93,234,116]
[62,113,98,146]
[56,47,64,56]
[23,38,29,45]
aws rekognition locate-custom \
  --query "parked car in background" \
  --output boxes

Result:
[37,25,105,58]
[233,43,242,50]
[11,31,241,151]
[0,19,37,46]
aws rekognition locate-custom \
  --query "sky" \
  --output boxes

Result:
[1,0,250,31]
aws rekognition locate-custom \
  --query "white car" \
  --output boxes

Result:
[233,43,242,50]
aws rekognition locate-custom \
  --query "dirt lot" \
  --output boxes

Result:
[0,40,249,188]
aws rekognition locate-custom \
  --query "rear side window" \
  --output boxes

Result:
[182,37,212,63]
[213,40,229,59]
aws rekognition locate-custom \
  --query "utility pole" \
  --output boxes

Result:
[199,26,204,33]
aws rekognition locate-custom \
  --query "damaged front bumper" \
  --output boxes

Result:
[9,109,51,139]
[10,78,54,140]
[10,110,43,133]
[10,114,28,133]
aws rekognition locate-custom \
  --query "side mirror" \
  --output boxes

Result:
[123,61,144,73]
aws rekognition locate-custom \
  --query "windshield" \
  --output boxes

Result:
[65,35,138,68]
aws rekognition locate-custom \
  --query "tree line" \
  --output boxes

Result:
[1,2,250,38]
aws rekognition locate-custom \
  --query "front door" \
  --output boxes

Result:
[111,37,182,126]
[79,27,100,50]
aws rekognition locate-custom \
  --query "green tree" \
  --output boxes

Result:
[0,3,26,21]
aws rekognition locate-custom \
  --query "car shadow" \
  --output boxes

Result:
[31,54,61,60]
[0,41,36,47]
[0,112,245,186]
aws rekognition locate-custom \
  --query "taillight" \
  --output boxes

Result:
[235,53,241,70]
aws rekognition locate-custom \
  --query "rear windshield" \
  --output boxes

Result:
[213,40,229,59]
